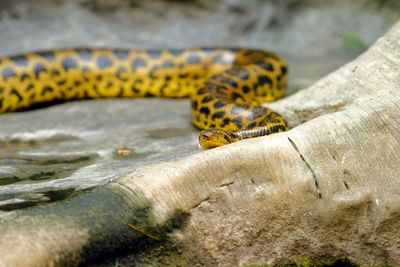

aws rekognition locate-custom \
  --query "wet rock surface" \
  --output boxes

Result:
[0,99,198,211]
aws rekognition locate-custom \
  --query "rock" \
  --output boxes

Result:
[0,98,198,211]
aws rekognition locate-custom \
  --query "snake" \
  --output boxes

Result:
[0,48,288,149]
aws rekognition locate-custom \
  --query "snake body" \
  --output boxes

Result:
[0,48,288,148]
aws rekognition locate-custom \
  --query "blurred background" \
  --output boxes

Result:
[0,1,399,265]
[0,0,399,94]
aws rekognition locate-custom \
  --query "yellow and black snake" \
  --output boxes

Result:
[0,48,288,149]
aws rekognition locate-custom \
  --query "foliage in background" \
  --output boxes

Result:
[341,32,367,54]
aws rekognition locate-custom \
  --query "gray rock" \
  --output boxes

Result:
[0,99,199,210]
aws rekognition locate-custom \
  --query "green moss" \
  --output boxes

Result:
[40,155,92,165]
[0,171,57,185]
[0,176,20,186]
[28,171,57,180]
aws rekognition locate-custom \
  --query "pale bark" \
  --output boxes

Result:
[1,20,400,267]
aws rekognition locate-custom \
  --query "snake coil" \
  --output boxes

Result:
[0,48,288,148]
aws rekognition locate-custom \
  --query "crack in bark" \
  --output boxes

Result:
[219,181,235,188]
[190,196,210,209]
[287,137,322,198]
[343,180,350,190]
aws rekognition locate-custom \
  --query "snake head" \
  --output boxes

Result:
[199,128,233,149]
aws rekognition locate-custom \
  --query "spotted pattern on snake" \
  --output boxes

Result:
[0,48,288,149]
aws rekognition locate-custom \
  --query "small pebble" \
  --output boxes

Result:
[116,145,134,157]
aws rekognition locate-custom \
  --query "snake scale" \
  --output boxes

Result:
[0,48,288,149]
